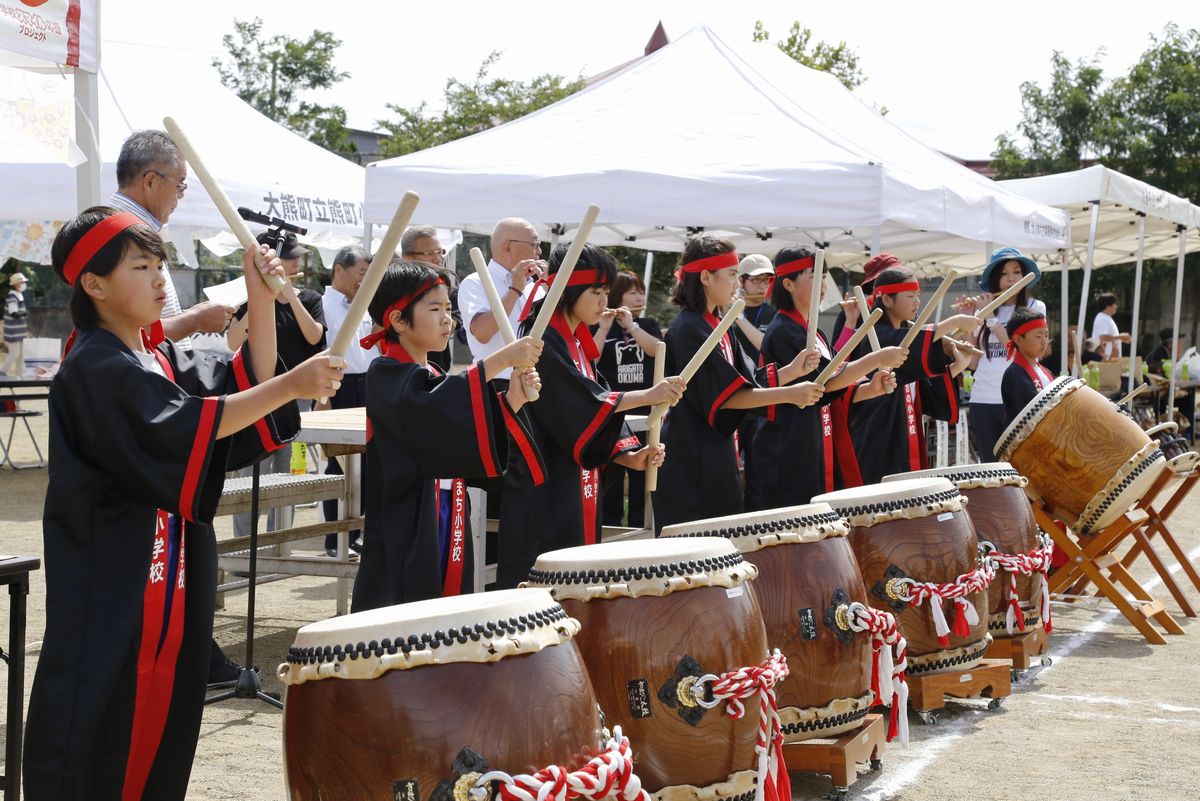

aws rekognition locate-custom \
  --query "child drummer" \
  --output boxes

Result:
[1000,307,1054,431]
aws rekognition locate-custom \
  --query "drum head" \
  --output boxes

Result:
[995,376,1080,461]
[659,503,847,553]
[814,477,962,527]
[1146,422,1180,438]
[884,462,1026,490]
[280,588,577,684]
[526,537,755,601]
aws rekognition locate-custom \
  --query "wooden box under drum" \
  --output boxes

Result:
[885,464,1047,637]
[814,478,991,676]
[996,377,1166,534]
[278,589,603,801]
[523,538,769,800]
[661,504,875,743]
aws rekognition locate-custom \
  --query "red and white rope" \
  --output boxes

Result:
[474,725,649,801]
[982,534,1054,634]
[693,650,790,801]
[894,561,994,647]
[845,602,909,745]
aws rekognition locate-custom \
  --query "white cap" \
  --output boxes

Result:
[739,254,774,277]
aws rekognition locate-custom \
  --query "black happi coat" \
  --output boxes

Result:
[749,311,853,508]
[352,353,544,611]
[653,308,770,531]
[846,321,958,485]
[25,327,296,801]
[496,317,639,588]
[1000,355,1054,435]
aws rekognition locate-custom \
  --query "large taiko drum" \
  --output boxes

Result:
[523,538,770,799]
[885,464,1052,638]
[278,589,604,801]
[1146,422,1199,475]
[996,377,1166,533]
[814,478,992,676]
[660,505,875,742]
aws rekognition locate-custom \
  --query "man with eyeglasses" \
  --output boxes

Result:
[457,217,545,388]
[401,225,461,372]
[109,130,236,349]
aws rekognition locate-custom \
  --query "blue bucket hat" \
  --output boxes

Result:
[979,247,1040,292]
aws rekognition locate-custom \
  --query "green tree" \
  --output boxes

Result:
[378,52,584,157]
[213,18,355,156]
[990,52,1107,178]
[752,20,866,91]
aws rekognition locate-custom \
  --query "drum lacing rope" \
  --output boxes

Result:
[980,534,1054,635]
[691,650,790,801]
[844,602,909,746]
[890,562,994,648]
[472,725,649,801]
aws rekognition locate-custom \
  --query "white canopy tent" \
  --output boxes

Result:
[364,25,1068,261]
[0,41,367,267]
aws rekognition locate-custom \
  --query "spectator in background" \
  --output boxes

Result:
[592,270,664,527]
[401,225,460,372]
[1092,291,1130,360]
[2,272,29,377]
[319,245,374,557]
[1147,327,1185,374]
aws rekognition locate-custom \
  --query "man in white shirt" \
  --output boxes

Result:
[1091,291,1129,360]
[457,217,545,386]
[320,245,375,556]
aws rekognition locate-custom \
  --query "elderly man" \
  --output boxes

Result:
[110,130,235,348]
[456,217,545,387]
[401,225,460,372]
[320,245,374,556]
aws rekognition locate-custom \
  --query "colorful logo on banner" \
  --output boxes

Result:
[1,0,96,71]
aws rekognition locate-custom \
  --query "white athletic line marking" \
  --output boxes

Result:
[860,539,1200,800]
[25,639,41,652]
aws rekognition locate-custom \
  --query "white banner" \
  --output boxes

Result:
[0,0,98,72]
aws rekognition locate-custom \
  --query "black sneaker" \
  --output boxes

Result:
[349,539,363,555]
[208,653,245,685]
[325,546,339,558]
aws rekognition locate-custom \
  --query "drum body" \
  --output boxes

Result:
[886,464,1044,636]
[996,377,1166,533]
[279,589,603,801]
[661,505,872,742]
[524,538,768,798]
[814,478,990,675]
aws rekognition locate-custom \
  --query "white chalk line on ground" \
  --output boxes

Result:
[859,539,1200,801]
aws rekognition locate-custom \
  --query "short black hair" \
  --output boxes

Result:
[519,242,616,333]
[769,244,817,311]
[50,206,168,329]
[671,235,736,312]
[368,260,444,343]
[1097,291,1118,310]
[1006,306,1046,339]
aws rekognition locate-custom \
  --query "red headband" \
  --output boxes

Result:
[1006,317,1048,358]
[870,280,920,303]
[518,268,603,322]
[360,277,446,350]
[774,256,815,279]
[62,212,145,286]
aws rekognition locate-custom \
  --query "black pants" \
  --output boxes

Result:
[602,432,646,527]
[324,374,368,549]
[969,402,1007,461]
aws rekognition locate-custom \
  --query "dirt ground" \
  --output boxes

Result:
[3,401,1200,800]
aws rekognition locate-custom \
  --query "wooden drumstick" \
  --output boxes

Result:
[974,271,1036,320]
[163,116,286,294]
[805,249,825,352]
[1117,382,1149,408]
[470,246,540,402]
[647,299,745,428]
[898,269,960,350]
[324,191,421,401]
[816,308,882,385]
[645,340,667,492]
[527,204,600,342]
[852,286,881,352]
[943,336,984,359]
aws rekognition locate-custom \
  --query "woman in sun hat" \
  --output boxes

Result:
[959,246,1045,460]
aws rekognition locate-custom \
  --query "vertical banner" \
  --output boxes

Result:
[0,0,99,72]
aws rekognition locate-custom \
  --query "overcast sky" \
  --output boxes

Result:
[103,1,1197,159]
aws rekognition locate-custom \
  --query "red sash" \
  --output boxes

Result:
[903,383,922,472]
[550,313,602,545]
[1013,352,1053,390]
[778,309,836,491]
[441,479,467,595]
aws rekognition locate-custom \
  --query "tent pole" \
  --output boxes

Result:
[643,252,654,295]
[1060,248,1069,376]
[74,69,102,213]
[870,226,881,257]
[1073,201,1101,376]
[1127,213,1147,388]
[1167,226,1187,416]
[363,222,373,250]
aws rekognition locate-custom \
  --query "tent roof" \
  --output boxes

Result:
[365,26,1068,257]
[0,41,365,263]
